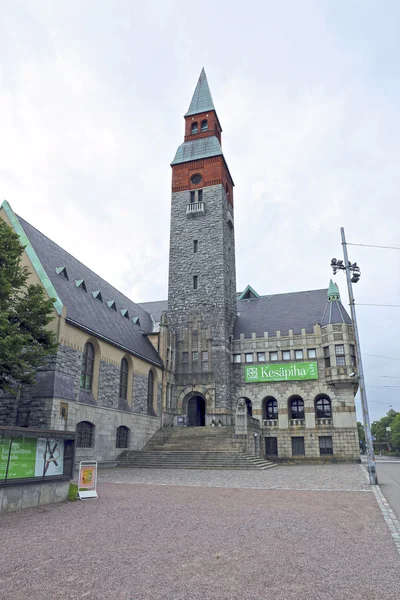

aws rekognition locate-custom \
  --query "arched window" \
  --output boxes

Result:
[245,398,253,417]
[315,395,332,419]
[201,119,208,132]
[116,426,129,448]
[147,370,155,415]
[119,358,129,400]
[191,122,198,134]
[290,396,304,420]
[81,342,95,390]
[76,421,94,448]
[264,397,278,420]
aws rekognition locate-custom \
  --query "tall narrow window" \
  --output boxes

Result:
[193,275,198,290]
[323,346,331,368]
[147,370,155,415]
[81,342,95,390]
[290,396,304,420]
[190,191,195,203]
[335,344,346,366]
[193,240,198,253]
[198,189,203,202]
[119,358,128,400]
[191,122,198,134]
[201,119,208,132]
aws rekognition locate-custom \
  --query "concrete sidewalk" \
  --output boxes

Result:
[0,465,399,600]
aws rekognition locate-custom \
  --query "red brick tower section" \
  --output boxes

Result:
[171,114,234,204]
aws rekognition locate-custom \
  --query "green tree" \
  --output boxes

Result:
[390,414,400,452]
[0,219,58,393]
[371,409,399,452]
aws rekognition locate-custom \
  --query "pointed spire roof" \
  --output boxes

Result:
[185,68,215,117]
[327,279,340,301]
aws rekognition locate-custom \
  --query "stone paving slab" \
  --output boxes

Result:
[98,463,370,492]
[0,482,399,600]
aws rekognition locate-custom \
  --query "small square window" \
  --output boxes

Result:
[335,344,345,355]
[257,352,266,362]
[193,240,198,253]
[282,350,290,361]
[192,351,198,362]
[233,354,241,363]
[245,353,253,363]
[202,351,208,362]
[308,348,316,359]
[270,351,278,362]
[336,356,346,366]
[182,352,189,363]
[193,275,198,290]
[295,350,303,360]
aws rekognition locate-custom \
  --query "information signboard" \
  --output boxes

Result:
[0,437,65,480]
[78,461,98,499]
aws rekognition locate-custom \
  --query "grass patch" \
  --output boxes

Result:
[68,483,78,501]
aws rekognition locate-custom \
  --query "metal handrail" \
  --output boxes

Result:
[161,418,174,444]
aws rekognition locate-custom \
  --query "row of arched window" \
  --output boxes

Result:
[191,120,208,134]
[81,342,156,416]
[76,422,130,449]
[262,394,332,421]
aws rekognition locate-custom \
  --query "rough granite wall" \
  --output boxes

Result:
[97,360,120,409]
[133,372,148,414]
[168,184,236,413]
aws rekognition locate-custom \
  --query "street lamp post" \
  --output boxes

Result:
[330,227,378,485]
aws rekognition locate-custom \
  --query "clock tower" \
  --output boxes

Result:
[168,68,237,425]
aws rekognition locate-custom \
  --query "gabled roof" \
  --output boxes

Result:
[234,288,351,338]
[171,136,223,166]
[237,285,260,300]
[11,211,162,367]
[184,68,215,117]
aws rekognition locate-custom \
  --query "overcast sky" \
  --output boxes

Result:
[1,0,399,421]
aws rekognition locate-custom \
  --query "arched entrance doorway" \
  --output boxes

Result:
[187,395,206,427]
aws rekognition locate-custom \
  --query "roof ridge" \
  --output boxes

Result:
[17,215,150,316]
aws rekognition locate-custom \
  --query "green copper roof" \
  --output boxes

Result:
[327,279,340,301]
[171,136,223,165]
[185,68,215,117]
[237,285,261,300]
[0,200,63,315]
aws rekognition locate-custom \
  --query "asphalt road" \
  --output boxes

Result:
[376,459,400,521]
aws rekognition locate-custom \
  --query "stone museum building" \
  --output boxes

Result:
[0,69,360,465]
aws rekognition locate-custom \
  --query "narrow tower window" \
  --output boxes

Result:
[193,275,198,290]
[190,191,195,203]
[191,122,198,134]
[198,189,203,202]
[201,119,208,132]
[193,240,198,253]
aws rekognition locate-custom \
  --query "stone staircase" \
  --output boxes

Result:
[117,426,276,470]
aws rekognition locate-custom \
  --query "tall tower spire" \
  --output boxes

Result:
[168,69,237,426]
[185,68,215,116]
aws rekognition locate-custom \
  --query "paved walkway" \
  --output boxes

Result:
[1,465,399,600]
[98,462,371,491]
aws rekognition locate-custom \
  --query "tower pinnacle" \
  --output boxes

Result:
[184,68,215,117]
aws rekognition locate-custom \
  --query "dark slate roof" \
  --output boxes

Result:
[321,299,352,326]
[171,136,223,166]
[137,300,168,331]
[18,217,162,366]
[234,288,351,338]
[184,68,215,117]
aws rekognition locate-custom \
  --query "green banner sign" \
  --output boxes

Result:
[244,361,318,383]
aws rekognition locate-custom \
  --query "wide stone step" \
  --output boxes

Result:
[117,450,276,470]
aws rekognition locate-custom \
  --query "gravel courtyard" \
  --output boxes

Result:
[1,465,399,600]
